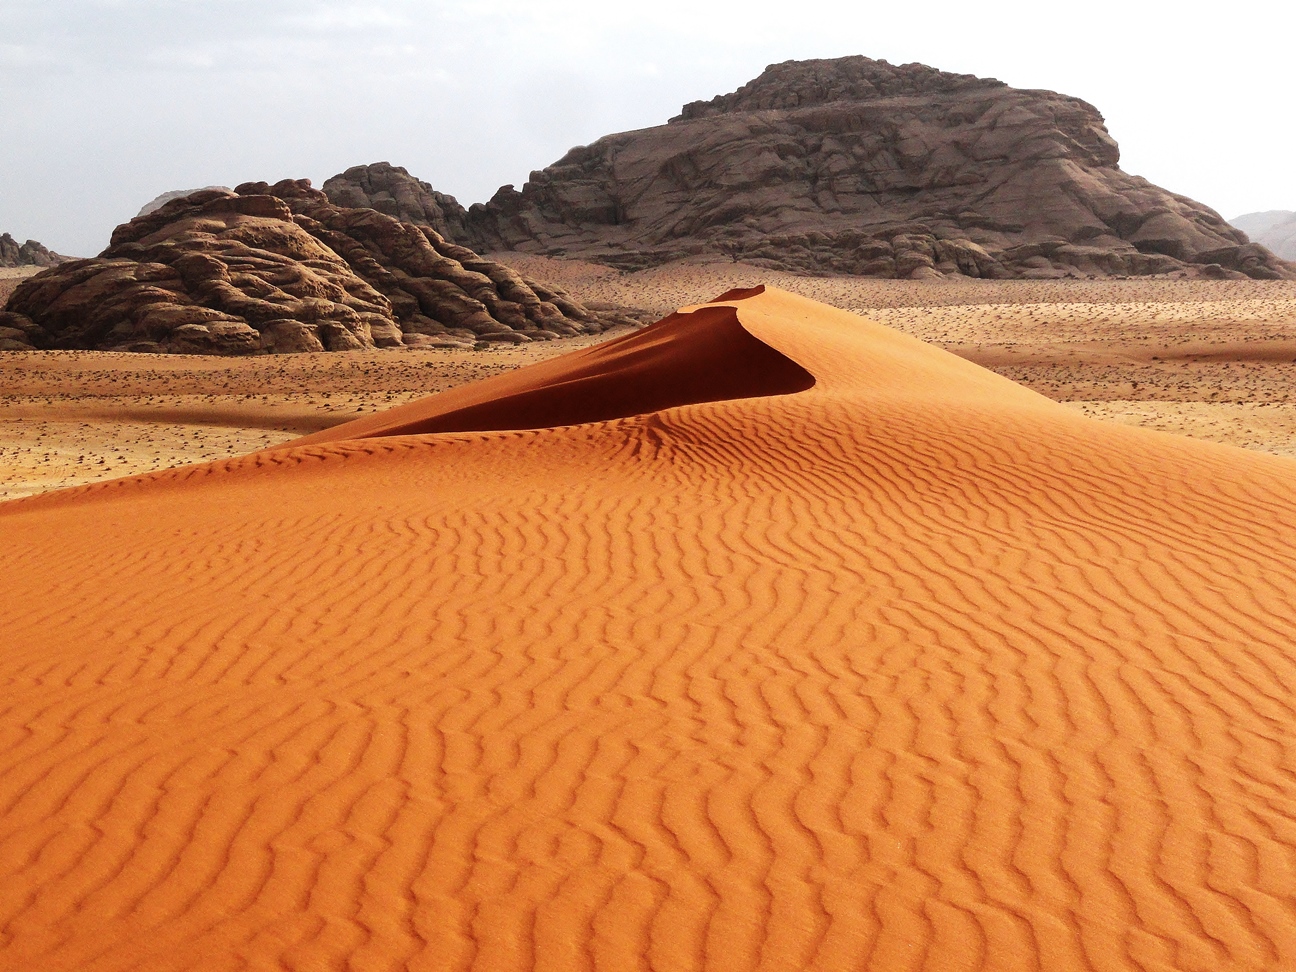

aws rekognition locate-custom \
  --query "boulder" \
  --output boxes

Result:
[259,319,326,354]
[0,311,46,348]
[0,323,34,350]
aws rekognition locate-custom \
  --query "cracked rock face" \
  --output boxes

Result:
[452,56,1293,281]
[1,180,627,354]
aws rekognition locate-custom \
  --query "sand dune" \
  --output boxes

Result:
[292,294,812,442]
[8,271,1296,498]
[3,287,1296,970]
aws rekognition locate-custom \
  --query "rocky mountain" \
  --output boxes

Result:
[0,233,68,268]
[1232,211,1296,261]
[137,186,232,217]
[323,163,474,244]
[0,181,630,354]
[424,56,1290,280]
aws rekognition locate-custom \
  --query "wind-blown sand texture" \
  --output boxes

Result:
[3,286,1296,971]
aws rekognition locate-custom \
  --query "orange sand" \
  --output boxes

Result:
[2,287,1296,971]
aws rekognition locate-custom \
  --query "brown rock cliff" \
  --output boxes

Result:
[459,56,1292,280]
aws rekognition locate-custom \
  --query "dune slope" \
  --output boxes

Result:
[2,288,1296,971]
[290,294,814,442]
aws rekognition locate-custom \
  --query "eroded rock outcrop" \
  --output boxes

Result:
[137,187,233,218]
[2,181,628,353]
[0,233,68,268]
[323,163,476,245]
[458,56,1293,280]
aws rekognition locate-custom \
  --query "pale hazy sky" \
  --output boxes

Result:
[2,0,1292,256]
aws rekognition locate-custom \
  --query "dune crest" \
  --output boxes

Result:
[3,288,1296,970]
[290,290,813,443]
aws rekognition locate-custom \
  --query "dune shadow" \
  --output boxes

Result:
[294,298,814,442]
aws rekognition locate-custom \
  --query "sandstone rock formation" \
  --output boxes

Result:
[1232,211,1296,261]
[323,163,475,245]
[0,232,67,268]
[450,57,1292,280]
[137,186,232,217]
[1,181,628,354]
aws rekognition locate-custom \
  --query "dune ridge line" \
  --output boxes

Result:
[286,286,814,444]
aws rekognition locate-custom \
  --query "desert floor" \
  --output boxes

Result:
[3,258,1296,499]
[4,286,1296,970]
[0,264,42,301]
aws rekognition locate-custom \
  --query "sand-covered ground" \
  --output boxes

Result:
[3,258,1296,498]
[0,265,43,306]
[0,331,627,499]
[4,287,1296,970]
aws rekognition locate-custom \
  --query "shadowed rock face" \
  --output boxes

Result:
[1,181,631,354]
[451,56,1292,281]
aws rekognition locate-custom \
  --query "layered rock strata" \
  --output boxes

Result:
[451,56,1292,280]
[1,181,628,354]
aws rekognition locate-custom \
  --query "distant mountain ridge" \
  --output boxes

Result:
[328,56,1292,281]
[0,232,68,268]
[1232,211,1296,261]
